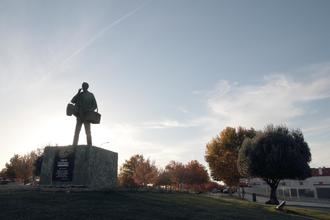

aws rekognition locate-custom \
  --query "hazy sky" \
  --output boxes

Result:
[1,0,330,169]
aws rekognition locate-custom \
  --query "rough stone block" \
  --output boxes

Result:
[40,145,118,189]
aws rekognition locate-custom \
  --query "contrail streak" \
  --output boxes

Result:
[46,0,151,75]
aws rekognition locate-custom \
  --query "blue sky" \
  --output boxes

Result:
[1,0,330,169]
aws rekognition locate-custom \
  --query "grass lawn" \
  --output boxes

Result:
[0,190,329,220]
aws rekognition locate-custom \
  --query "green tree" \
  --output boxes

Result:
[238,125,311,204]
[205,127,256,191]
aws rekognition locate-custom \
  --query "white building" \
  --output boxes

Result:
[243,167,330,201]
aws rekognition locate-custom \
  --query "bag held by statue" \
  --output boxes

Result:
[85,111,101,124]
[66,103,75,116]
[67,103,101,124]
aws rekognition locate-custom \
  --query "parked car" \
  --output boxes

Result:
[0,180,10,185]
[211,188,222,193]
[222,187,237,194]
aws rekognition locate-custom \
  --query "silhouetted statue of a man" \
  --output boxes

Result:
[71,82,97,146]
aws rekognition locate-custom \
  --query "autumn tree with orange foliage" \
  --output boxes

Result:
[158,160,209,191]
[119,154,158,187]
[165,161,186,190]
[184,160,209,192]
[205,127,256,191]
[133,158,158,186]
[185,160,209,185]
[119,155,210,191]
[154,169,171,187]
[2,149,43,184]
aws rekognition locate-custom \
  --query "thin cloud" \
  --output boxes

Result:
[178,106,189,114]
[47,0,152,75]
[302,120,330,134]
[207,72,330,128]
[143,120,197,129]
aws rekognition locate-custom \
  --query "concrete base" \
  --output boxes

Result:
[40,145,118,189]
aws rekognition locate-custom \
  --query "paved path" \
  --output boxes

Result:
[244,193,330,209]
[208,192,330,210]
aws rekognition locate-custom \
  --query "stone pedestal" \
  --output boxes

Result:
[40,145,118,189]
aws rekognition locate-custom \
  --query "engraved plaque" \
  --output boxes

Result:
[52,150,75,182]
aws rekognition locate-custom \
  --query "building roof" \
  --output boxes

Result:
[311,167,330,176]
